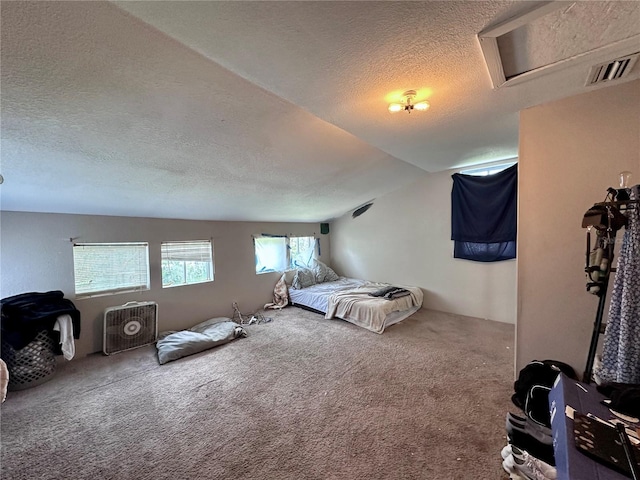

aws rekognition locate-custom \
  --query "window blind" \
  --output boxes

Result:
[161,240,213,263]
[161,240,214,288]
[73,242,150,296]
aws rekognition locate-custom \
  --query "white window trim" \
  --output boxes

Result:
[288,235,318,270]
[254,234,318,274]
[161,240,215,289]
[254,235,288,275]
[459,160,517,176]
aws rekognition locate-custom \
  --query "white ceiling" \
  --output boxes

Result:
[1,1,639,222]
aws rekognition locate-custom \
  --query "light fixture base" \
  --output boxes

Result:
[388,89,429,114]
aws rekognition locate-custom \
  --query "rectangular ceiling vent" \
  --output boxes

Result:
[586,53,639,86]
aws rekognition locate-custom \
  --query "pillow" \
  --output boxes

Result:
[311,260,339,283]
[291,268,316,290]
[156,321,245,365]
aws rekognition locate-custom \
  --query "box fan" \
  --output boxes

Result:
[103,301,158,355]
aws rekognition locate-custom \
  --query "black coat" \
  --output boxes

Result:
[1,290,81,351]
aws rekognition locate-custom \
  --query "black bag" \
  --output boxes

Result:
[513,359,578,427]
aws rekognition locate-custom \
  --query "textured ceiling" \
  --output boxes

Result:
[1,1,639,222]
[499,1,640,77]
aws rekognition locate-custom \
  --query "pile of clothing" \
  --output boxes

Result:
[1,290,81,360]
[501,360,578,480]
[597,382,640,418]
[367,285,410,300]
[503,360,640,479]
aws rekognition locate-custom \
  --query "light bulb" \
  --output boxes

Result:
[619,171,632,188]
[413,101,430,111]
[388,103,403,113]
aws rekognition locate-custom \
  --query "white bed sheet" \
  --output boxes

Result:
[289,277,422,333]
[288,277,366,312]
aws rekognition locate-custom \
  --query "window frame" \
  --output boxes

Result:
[288,235,317,269]
[161,240,215,289]
[254,235,288,274]
[254,234,318,274]
[459,161,517,177]
[73,242,150,299]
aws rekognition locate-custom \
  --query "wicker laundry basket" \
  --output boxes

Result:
[1,329,57,391]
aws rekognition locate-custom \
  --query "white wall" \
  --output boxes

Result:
[0,211,330,356]
[517,79,640,375]
[330,168,517,324]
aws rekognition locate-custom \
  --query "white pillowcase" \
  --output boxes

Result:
[311,260,339,283]
[292,268,316,289]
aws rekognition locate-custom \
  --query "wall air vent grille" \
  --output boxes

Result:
[586,53,639,86]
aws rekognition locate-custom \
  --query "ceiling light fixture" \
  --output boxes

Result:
[388,90,429,114]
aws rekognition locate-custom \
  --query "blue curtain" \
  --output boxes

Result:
[451,164,517,262]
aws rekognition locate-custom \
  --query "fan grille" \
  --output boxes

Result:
[104,302,157,355]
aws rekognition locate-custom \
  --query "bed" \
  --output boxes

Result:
[288,276,423,334]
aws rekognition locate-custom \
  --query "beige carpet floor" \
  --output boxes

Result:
[1,307,515,479]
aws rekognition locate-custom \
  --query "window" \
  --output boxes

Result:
[451,163,517,262]
[289,236,317,269]
[254,236,287,274]
[73,243,150,297]
[161,240,214,288]
[254,235,318,274]
[460,161,516,176]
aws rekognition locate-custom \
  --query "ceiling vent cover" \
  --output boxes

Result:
[103,301,158,355]
[352,202,373,219]
[586,53,639,86]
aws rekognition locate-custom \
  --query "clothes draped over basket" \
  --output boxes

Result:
[1,290,81,354]
[53,314,76,360]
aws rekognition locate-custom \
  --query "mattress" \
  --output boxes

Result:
[288,277,367,312]
[289,277,423,333]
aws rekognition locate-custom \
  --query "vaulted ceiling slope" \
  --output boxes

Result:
[1,1,639,222]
